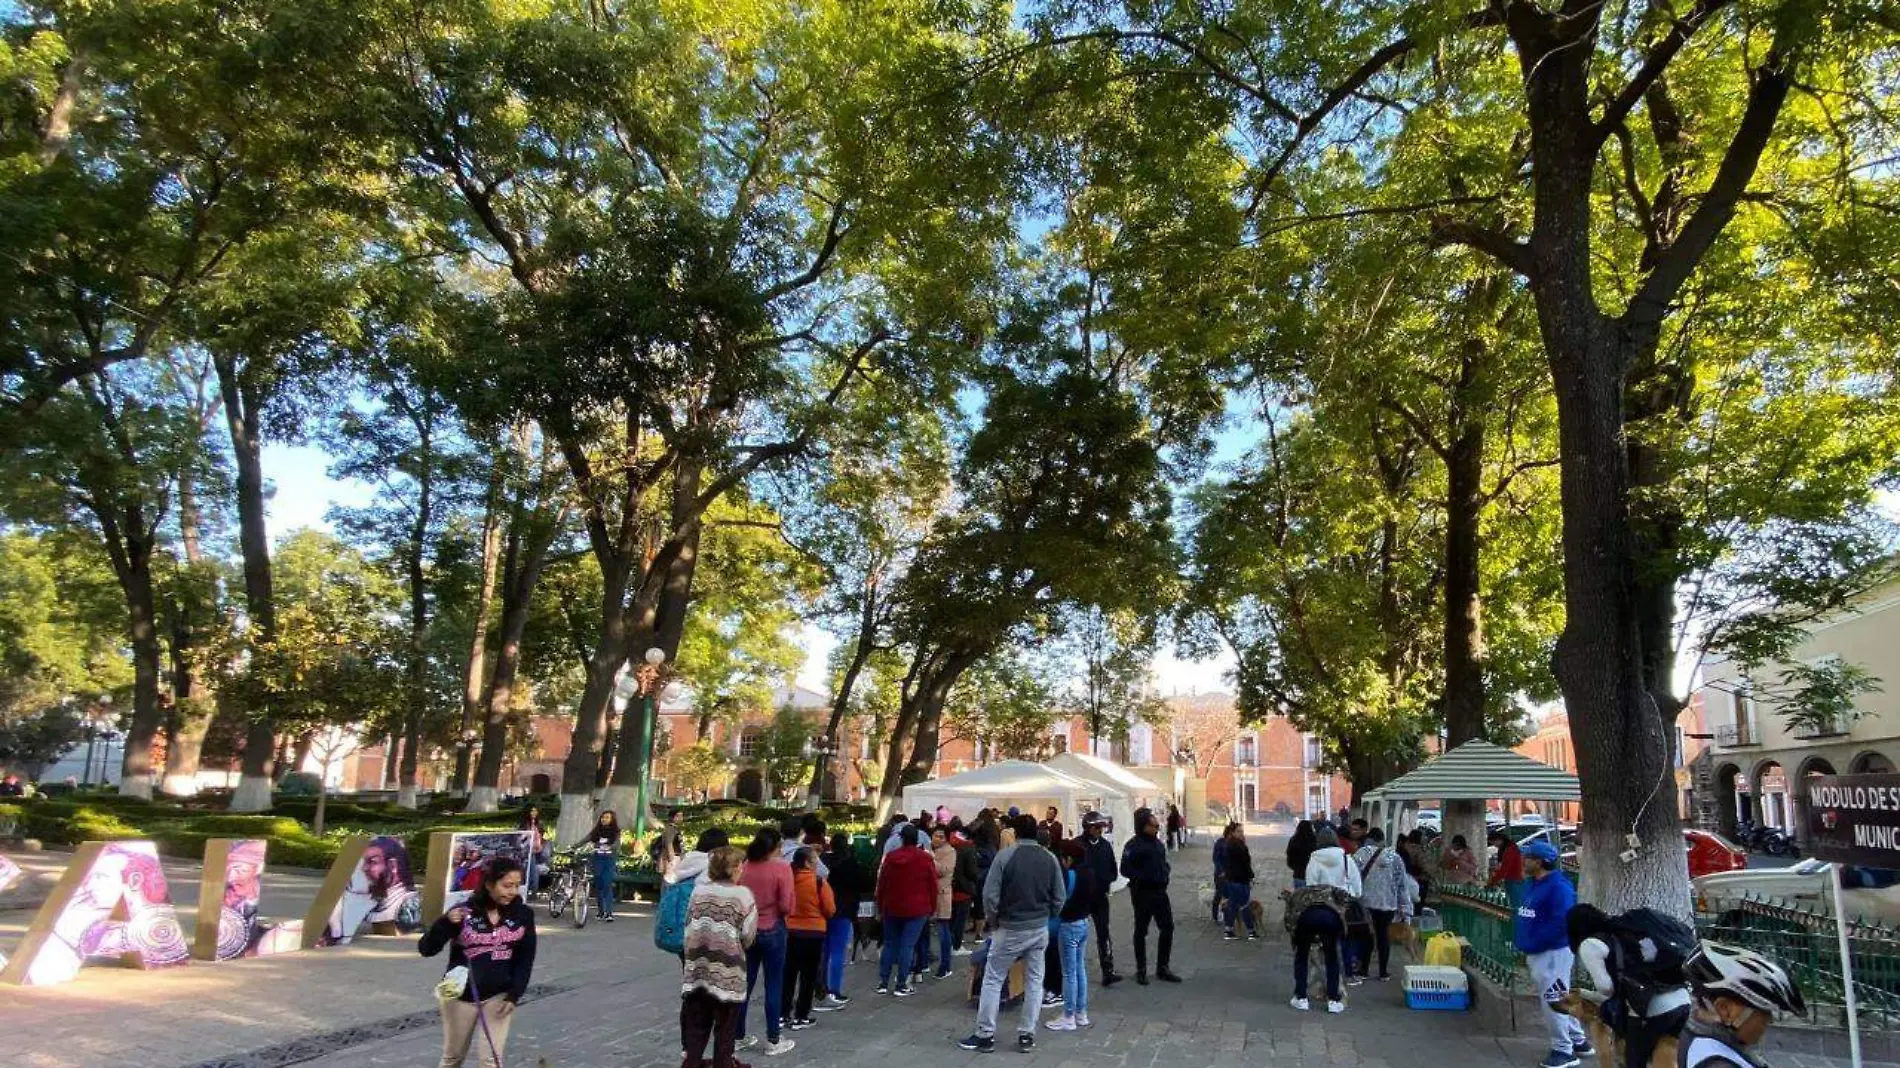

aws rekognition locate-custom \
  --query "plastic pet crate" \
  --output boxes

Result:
[1413,907,1443,932]
[1403,964,1471,1011]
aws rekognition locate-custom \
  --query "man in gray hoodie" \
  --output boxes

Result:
[958,814,1066,1054]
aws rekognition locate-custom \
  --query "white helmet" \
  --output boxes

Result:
[1685,943,1806,1018]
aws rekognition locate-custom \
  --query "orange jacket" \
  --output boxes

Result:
[787,867,836,934]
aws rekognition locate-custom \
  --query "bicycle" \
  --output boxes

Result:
[546,847,595,928]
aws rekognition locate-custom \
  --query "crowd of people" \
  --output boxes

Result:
[412,804,1811,1068]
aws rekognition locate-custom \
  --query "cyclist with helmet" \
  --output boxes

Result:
[1680,943,1805,1068]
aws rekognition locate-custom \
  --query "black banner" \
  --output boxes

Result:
[1806,773,1900,868]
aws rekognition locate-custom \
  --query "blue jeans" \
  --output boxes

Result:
[880,916,926,988]
[937,916,954,973]
[1294,906,1344,1001]
[738,922,787,1043]
[913,917,933,974]
[1058,920,1090,1018]
[824,916,853,996]
[591,853,617,916]
[1223,881,1257,934]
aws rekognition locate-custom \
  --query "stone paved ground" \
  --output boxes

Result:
[1,838,1878,1068]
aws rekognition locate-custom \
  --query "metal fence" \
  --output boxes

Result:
[1434,885,1900,1031]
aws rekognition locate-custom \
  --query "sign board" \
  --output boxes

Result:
[1805,773,1900,868]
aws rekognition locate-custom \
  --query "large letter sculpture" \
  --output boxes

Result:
[192,839,301,960]
[422,830,533,920]
[1,840,190,986]
[304,834,422,948]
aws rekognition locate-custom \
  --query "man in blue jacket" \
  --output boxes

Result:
[1514,840,1593,1068]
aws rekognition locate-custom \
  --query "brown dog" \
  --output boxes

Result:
[1556,993,1678,1068]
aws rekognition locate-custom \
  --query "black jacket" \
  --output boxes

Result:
[822,848,868,920]
[1060,865,1103,922]
[1081,834,1118,890]
[1286,837,1315,880]
[1120,833,1170,890]
[1224,839,1256,884]
[953,844,982,900]
[419,900,538,1003]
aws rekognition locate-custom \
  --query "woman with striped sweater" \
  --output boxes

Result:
[683,847,760,1068]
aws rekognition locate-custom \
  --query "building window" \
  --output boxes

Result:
[1236,735,1257,767]
[739,727,765,759]
[1128,725,1153,765]
[1303,737,1323,768]
[1051,732,1068,754]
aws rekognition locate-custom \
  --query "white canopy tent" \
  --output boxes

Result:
[901,760,1125,832]
[1360,739,1581,839]
[1048,752,1161,837]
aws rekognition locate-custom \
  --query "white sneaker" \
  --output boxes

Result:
[738,1036,761,1051]
[1289,997,1310,1011]
[1075,1014,1091,1028]
[1045,1015,1077,1032]
[764,1039,797,1057]
[1326,1000,1346,1014]
[813,994,847,1012]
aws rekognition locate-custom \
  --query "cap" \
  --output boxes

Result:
[1082,810,1109,827]
[1007,806,1021,817]
[1521,839,1560,863]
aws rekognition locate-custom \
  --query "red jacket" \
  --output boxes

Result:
[1488,841,1523,886]
[876,846,938,919]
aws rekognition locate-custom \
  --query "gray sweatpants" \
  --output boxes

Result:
[976,925,1049,1040]
[1528,947,1588,1055]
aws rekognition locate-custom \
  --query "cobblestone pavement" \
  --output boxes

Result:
[4,838,1874,1068]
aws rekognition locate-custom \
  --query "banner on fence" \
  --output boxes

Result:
[1806,773,1900,868]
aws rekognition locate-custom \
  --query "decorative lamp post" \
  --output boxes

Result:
[626,647,676,837]
[807,733,838,809]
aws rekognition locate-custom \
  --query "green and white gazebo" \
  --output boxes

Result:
[1360,739,1581,838]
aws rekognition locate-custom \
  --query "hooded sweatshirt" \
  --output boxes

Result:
[1303,845,1364,898]
[667,850,711,886]
[787,867,835,935]
[1514,870,1574,954]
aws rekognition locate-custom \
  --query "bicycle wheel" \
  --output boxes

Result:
[548,873,570,919]
[574,874,592,928]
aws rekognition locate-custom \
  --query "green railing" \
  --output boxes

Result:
[1698,896,1900,1030]
[1435,883,1520,988]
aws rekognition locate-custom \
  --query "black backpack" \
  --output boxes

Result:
[1607,907,1697,1010]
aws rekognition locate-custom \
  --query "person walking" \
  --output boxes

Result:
[817,832,863,1011]
[586,809,622,922]
[1439,834,1480,885]
[1298,825,1362,1005]
[1046,841,1100,1031]
[1165,805,1184,851]
[958,814,1066,1054]
[681,846,758,1068]
[1120,807,1179,984]
[517,807,550,894]
[1351,828,1411,981]
[1516,840,1593,1068]
[419,858,537,1068]
[875,824,937,996]
[1077,812,1123,985]
[735,829,796,1057]
[1221,824,1260,941]
[1210,822,1230,923]
[1569,904,1693,1068]
[1287,820,1317,890]
[781,848,834,1031]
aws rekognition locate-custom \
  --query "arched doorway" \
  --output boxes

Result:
[1752,760,1789,830]
[530,773,552,794]
[1852,751,1897,775]
[1714,763,1745,839]
[737,768,765,803]
[1793,757,1837,846]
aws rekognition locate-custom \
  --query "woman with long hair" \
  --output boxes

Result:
[588,809,622,922]
[420,858,537,1067]
[736,827,796,1056]
[1286,820,1318,889]
[1221,824,1259,940]
[517,807,549,893]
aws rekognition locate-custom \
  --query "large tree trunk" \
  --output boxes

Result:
[397,448,433,811]
[873,654,929,821]
[807,583,879,807]
[602,462,703,829]
[453,464,505,797]
[215,353,277,812]
[554,555,632,848]
[469,513,560,812]
[162,479,216,796]
[108,513,164,802]
[1441,345,1491,854]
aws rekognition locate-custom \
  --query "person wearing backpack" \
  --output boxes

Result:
[1351,828,1411,981]
[1516,840,1594,1068]
[1569,905,1694,1068]
[658,830,732,963]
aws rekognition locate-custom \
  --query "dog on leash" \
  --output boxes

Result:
[851,914,882,962]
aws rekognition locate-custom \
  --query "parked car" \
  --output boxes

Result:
[1693,859,1900,929]
[1683,828,1748,880]
[1414,808,1441,833]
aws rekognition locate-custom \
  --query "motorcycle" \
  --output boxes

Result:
[1736,819,1801,857]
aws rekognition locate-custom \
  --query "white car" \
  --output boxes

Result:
[1414,808,1442,833]
[1693,859,1900,929]
[1511,813,1550,828]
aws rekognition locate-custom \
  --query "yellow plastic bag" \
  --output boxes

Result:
[1423,933,1466,969]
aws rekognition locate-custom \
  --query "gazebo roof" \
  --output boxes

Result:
[1362,739,1580,803]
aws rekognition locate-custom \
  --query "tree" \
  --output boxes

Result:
[1163,695,1241,781]
[0,531,128,779]
[1055,606,1168,762]
[666,741,731,803]
[1024,0,1900,912]
[943,655,1061,763]
[756,707,818,803]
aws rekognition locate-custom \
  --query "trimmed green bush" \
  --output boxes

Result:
[277,772,322,796]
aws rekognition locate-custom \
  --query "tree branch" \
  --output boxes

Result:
[1589,0,1735,151]
[762,200,849,302]
[1428,215,1537,279]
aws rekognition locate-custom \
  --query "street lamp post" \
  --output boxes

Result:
[621,647,677,838]
[806,734,838,811]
